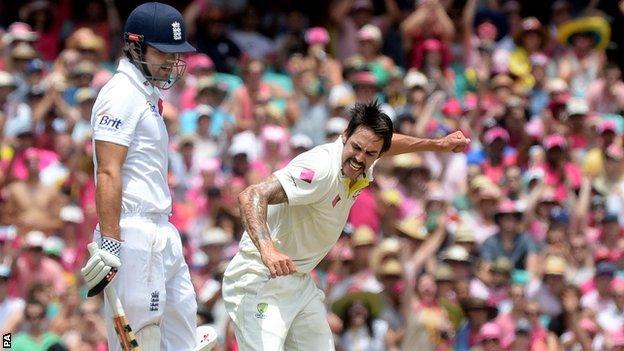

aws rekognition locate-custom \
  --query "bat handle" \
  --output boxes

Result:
[87,243,120,313]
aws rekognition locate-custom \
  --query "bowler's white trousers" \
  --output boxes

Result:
[94,213,197,351]
[222,251,334,351]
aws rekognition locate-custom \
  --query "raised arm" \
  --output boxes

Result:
[238,175,296,277]
[384,131,470,157]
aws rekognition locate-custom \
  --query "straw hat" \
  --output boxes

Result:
[557,16,610,51]
[395,217,428,241]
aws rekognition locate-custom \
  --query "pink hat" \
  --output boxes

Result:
[199,158,221,173]
[544,134,567,150]
[305,27,330,45]
[598,120,618,134]
[261,125,288,143]
[478,322,501,342]
[579,318,598,334]
[187,54,214,73]
[442,98,463,118]
[422,38,443,52]
[6,22,38,42]
[484,127,510,144]
[611,330,624,347]
[611,277,624,292]
[352,71,377,86]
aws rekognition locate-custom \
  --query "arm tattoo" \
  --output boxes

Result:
[239,175,288,253]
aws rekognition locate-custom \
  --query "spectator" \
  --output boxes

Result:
[11,300,64,351]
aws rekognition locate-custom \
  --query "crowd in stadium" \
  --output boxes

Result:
[0,0,624,350]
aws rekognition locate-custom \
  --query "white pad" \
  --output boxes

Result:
[194,325,218,351]
[136,324,161,351]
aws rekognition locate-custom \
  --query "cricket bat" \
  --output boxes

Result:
[88,244,140,351]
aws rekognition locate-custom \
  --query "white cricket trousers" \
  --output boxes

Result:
[93,213,197,351]
[222,251,335,351]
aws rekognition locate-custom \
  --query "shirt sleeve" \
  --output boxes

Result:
[91,84,141,147]
[273,150,332,206]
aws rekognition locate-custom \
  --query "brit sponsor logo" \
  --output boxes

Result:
[98,114,122,129]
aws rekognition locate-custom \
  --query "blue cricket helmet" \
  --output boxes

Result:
[124,2,196,53]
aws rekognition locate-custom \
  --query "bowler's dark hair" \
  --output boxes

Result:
[345,101,394,154]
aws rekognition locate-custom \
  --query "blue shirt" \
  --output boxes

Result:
[481,232,538,270]
[179,107,235,137]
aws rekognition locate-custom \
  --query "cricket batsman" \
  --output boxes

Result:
[80,3,211,350]
[222,101,470,350]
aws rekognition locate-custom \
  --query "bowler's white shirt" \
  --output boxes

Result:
[91,58,171,215]
[238,138,375,273]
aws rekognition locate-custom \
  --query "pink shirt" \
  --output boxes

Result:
[347,188,379,233]
[586,79,624,114]
[15,256,67,296]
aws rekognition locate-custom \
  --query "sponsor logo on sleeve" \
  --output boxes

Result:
[97,114,122,130]
[299,168,315,183]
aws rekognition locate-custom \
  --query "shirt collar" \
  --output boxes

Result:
[117,58,160,98]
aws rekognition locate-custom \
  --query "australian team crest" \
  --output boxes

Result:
[255,302,268,319]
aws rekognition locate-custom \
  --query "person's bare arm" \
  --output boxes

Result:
[329,0,354,25]
[400,4,428,40]
[94,141,127,241]
[384,131,470,157]
[238,175,296,277]
[433,1,455,41]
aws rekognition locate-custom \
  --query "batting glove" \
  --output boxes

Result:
[81,238,122,297]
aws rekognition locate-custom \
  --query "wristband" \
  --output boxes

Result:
[101,236,122,257]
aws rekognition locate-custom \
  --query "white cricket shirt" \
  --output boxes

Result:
[91,58,171,215]
[238,137,375,273]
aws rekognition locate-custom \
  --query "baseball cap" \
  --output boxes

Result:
[478,322,501,342]
[543,134,567,150]
[187,54,214,72]
[597,120,618,134]
[484,127,510,144]
[515,318,532,334]
[352,71,377,87]
[4,22,38,43]
[0,265,10,279]
[290,134,313,150]
[24,230,46,248]
[43,236,65,257]
[0,71,16,88]
[441,245,471,262]
[305,27,330,45]
[566,98,589,116]
[60,205,85,223]
[195,104,214,119]
[326,117,348,136]
[201,227,232,246]
[403,69,428,90]
[358,24,382,43]
[124,2,196,53]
